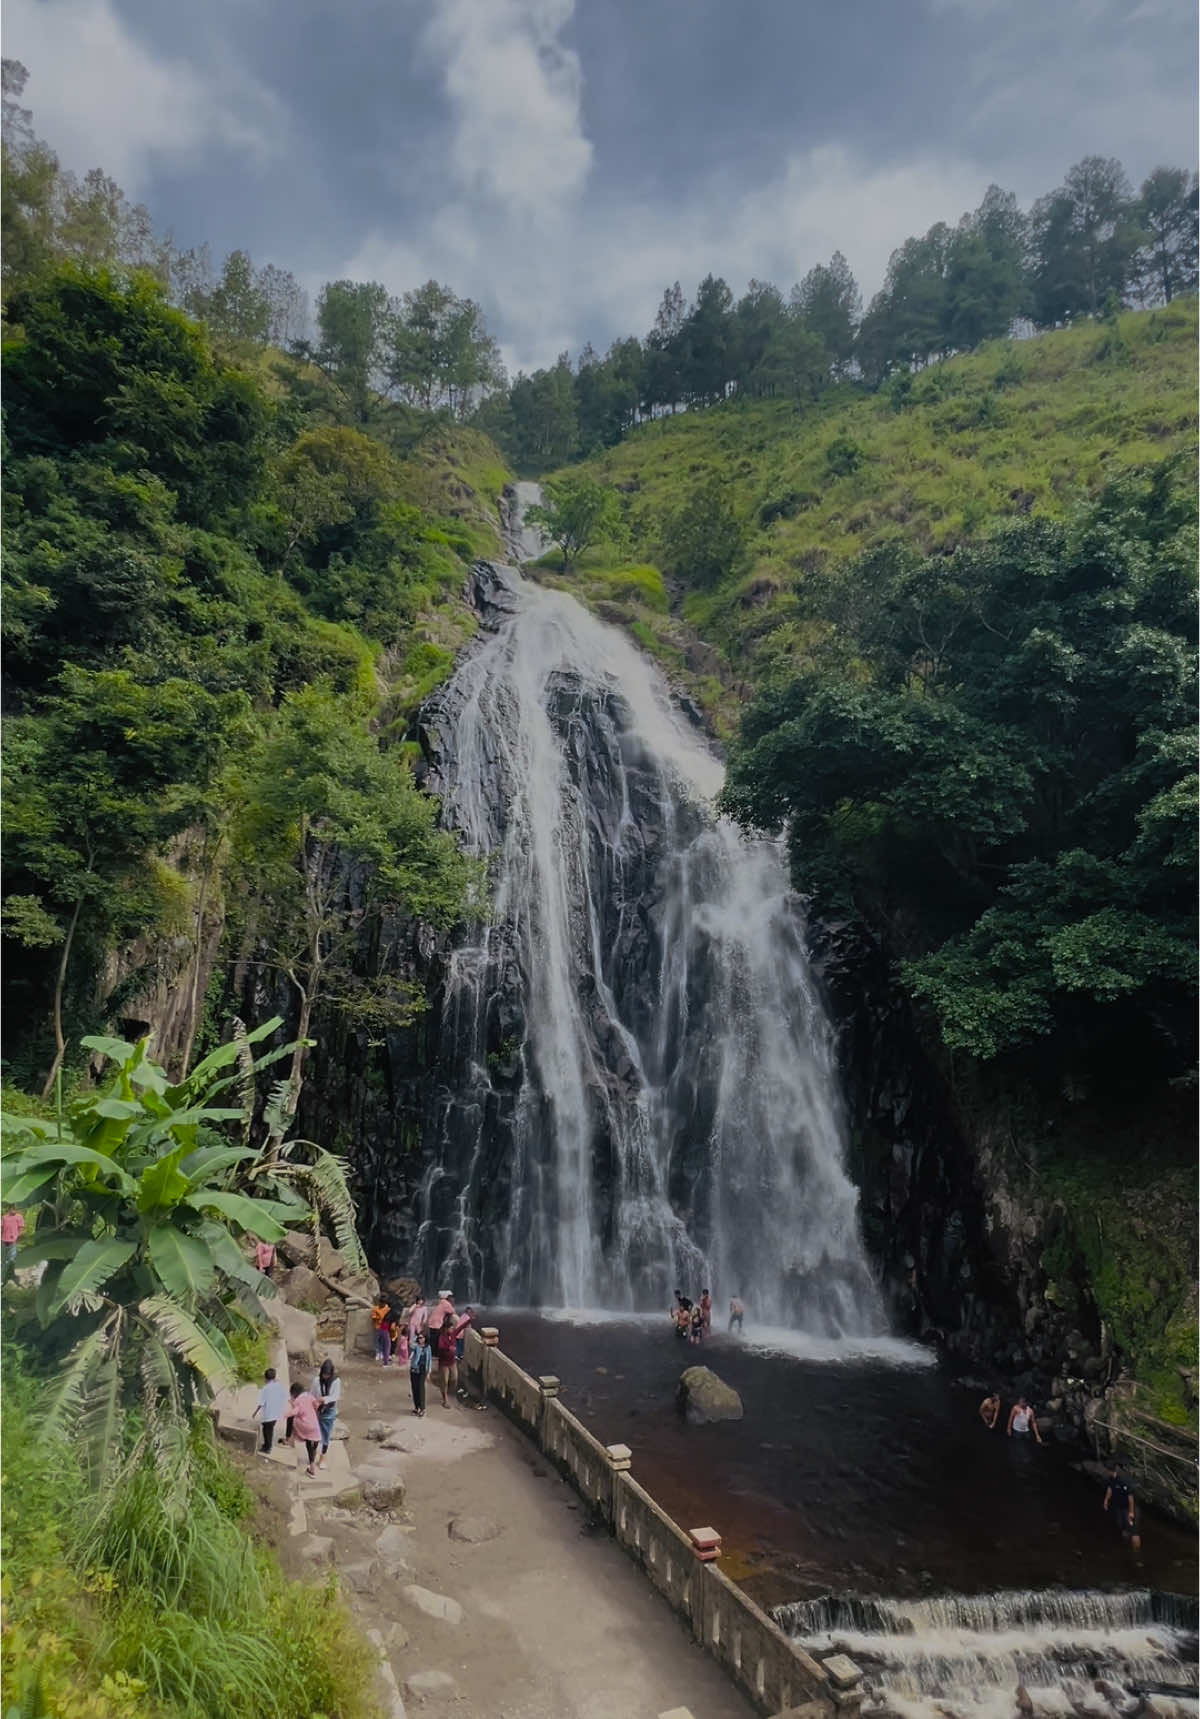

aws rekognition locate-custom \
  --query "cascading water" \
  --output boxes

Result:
[775,1589,1199,1718]
[413,496,882,1334]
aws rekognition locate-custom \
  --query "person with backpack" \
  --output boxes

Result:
[410,1327,432,1416]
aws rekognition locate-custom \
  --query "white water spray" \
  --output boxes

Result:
[417,506,883,1334]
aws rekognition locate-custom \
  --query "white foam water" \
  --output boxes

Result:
[420,521,885,1338]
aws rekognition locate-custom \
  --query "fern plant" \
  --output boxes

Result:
[0,1018,349,1474]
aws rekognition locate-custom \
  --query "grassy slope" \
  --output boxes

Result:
[542,305,1199,1437]
[544,301,1198,737]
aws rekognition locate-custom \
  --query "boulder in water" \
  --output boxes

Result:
[677,1366,743,1424]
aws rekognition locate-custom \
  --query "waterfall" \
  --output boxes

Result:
[775,1589,1199,1718]
[414,522,882,1334]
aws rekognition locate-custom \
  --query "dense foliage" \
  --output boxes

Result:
[1,249,487,1086]
[722,466,1197,1079]
[480,163,1196,469]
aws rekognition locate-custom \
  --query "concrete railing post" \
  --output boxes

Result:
[537,1374,560,1448]
[480,1325,500,1396]
[604,1442,631,1528]
[688,1525,722,1562]
[823,1653,864,1714]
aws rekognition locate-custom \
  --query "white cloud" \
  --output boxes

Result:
[421,0,593,221]
[3,0,288,193]
[341,143,992,374]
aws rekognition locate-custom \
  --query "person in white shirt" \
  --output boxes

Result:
[310,1359,342,1469]
[252,1367,289,1455]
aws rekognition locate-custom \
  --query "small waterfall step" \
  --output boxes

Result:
[776,1589,1199,1719]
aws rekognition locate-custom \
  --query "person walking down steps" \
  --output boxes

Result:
[252,1367,288,1456]
[311,1358,341,1469]
[287,1380,323,1476]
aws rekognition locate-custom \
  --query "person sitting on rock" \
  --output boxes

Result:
[979,1390,1001,1430]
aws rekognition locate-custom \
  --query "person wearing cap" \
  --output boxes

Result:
[430,1287,456,1328]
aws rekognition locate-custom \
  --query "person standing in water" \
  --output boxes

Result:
[1006,1396,1042,1443]
[979,1390,1001,1429]
[728,1296,744,1333]
[1103,1465,1142,1549]
[700,1289,712,1335]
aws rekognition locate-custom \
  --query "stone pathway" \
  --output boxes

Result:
[221,1345,755,1719]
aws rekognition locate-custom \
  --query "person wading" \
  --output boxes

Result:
[1103,1464,1142,1549]
[1007,1396,1043,1443]
[979,1390,1001,1430]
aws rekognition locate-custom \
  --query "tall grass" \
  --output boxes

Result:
[1,1353,379,1719]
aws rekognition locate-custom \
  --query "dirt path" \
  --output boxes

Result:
[246,1350,754,1718]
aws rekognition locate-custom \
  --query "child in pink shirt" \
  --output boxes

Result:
[287,1381,322,1475]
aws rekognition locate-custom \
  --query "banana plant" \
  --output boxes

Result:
[0,1019,326,1473]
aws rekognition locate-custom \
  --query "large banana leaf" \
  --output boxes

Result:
[41,1321,117,1439]
[135,1146,191,1214]
[182,1189,289,1238]
[2,1143,136,1195]
[48,1237,137,1317]
[138,1295,237,1393]
[168,1016,285,1099]
[79,1033,138,1063]
[0,1162,60,1203]
[147,1225,217,1299]
[197,1221,277,1297]
[178,1143,258,1183]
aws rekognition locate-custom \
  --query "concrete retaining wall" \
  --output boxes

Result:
[462,1326,856,1719]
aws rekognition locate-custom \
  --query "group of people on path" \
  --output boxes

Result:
[372,1287,474,1417]
[671,1289,745,1342]
[252,1357,341,1478]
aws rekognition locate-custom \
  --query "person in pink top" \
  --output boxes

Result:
[405,1293,428,1342]
[287,1380,323,1475]
[2,1208,25,1268]
[430,1288,456,1329]
[253,1237,276,1277]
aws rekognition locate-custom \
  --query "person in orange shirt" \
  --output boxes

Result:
[371,1300,392,1364]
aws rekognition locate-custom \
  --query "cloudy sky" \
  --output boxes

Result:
[4,0,1196,372]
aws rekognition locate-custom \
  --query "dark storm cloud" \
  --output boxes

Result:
[5,0,1195,371]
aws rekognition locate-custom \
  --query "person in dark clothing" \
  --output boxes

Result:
[410,1329,432,1416]
[1103,1465,1141,1549]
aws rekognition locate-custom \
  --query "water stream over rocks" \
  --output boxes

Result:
[414,532,881,1333]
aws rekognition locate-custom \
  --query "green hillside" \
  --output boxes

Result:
[542,302,1197,731]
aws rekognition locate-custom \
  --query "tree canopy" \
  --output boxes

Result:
[722,465,1197,1078]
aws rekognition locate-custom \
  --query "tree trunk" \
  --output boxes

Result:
[179,829,223,1080]
[41,892,84,1100]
